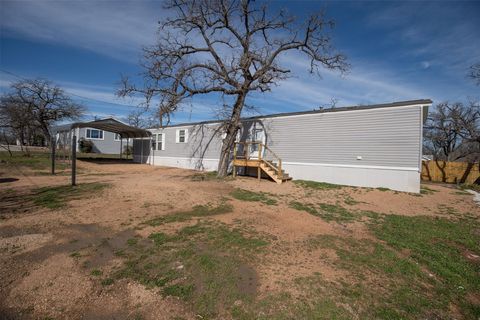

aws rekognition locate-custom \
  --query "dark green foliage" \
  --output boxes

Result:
[78,138,94,153]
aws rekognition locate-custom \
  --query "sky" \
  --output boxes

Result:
[0,0,479,124]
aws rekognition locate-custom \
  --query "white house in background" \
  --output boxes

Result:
[133,99,432,193]
[53,118,131,154]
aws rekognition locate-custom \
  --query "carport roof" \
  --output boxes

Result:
[67,118,151,138]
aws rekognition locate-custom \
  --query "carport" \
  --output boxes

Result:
[52,118,152,185]
[69,118,152,159]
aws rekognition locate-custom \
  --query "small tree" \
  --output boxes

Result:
[119,0,348,176]
[1,79,84,142]
[78,138,94,153]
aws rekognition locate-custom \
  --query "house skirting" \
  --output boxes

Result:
[136,155,220,172]
[134,155,420,193]
[282,162,420,193]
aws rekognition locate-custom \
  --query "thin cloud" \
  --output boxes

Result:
[0,0,162,62]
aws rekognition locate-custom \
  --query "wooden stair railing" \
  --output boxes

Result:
[232,141,291,184]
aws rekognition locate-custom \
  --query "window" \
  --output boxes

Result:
[86,129,103,140]
[151,134,157,150]
[157,133,164,151]
[176,129,188,143]
[114,133,121,140]
[151,133,165,151]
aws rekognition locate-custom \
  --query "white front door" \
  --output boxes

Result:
[249,126,265,159]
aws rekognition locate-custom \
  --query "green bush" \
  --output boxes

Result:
[78,138,94,153]
[123,145,133,156]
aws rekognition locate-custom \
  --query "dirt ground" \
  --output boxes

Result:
[0,159,478,319]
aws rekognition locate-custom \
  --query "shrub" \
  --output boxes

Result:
[78,138,94,153]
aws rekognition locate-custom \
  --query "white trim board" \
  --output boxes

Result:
[282,161,419,172]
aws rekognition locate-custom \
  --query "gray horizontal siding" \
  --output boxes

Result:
[136,124,223,159]
[78,128,129,154]
[257,106,421,168]
[135,105,422,169]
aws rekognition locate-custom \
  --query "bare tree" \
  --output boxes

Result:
[423,101,479,183]
[1,79,84,142]
[424,101,480,162]
[127,109,148,128]
[119,0,348,176]
[469,63,480,86]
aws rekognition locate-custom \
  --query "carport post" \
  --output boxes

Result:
[140,137,144,163]
[51,137,56,175]
[71,135,77,186]
[119,134,123,160]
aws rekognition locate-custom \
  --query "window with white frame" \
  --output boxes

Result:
[151,134,157,150]
[86,128,104,139]
[176,129,188,143]
[114,133,121,140]
[151,133,165,151]
[157,133,165,150]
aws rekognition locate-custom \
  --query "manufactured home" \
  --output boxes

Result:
[133,99,432,192]
[53,118,132,154]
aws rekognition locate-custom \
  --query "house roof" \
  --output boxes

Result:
[55,118,151,138]
[150,99,432,129]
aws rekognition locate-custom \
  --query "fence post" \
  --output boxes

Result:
[51,137,56,175]
[71,135,77,186]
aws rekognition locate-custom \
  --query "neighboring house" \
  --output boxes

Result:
[133,99,432,192]
[53,118,132,154]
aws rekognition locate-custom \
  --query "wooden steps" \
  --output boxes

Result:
[232,141,291,184]
[259,161,292,184]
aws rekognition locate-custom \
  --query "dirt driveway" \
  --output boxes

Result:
[0,159,479,319]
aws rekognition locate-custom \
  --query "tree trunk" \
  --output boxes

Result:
[40,124,51,145]
[217,93,247,177]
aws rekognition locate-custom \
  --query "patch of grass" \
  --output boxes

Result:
[460,183,480,192]
[127,238,138,246]
[454,190,471,195]
[232,291,350,320]
[376,187,390,192]
[148,232,171,246]
[0,151,67,171]
[289,201,317,215]
[293,179,343,190]
[289,201,357,223]
[302,234,440,318]
[420,186,438,195]
[437,204,459,216]
[230,188,277,205]
[91,269,102,276]
[344,196,360,205]
[145,202,233,226]
[101,278,114,286]
[69,251,81,258]
[32,183,110,209]
[372,214,480,319]
[111,221,268,318]
[163,284,194,299]
[190,171,219,181]
[318,203,356,222]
